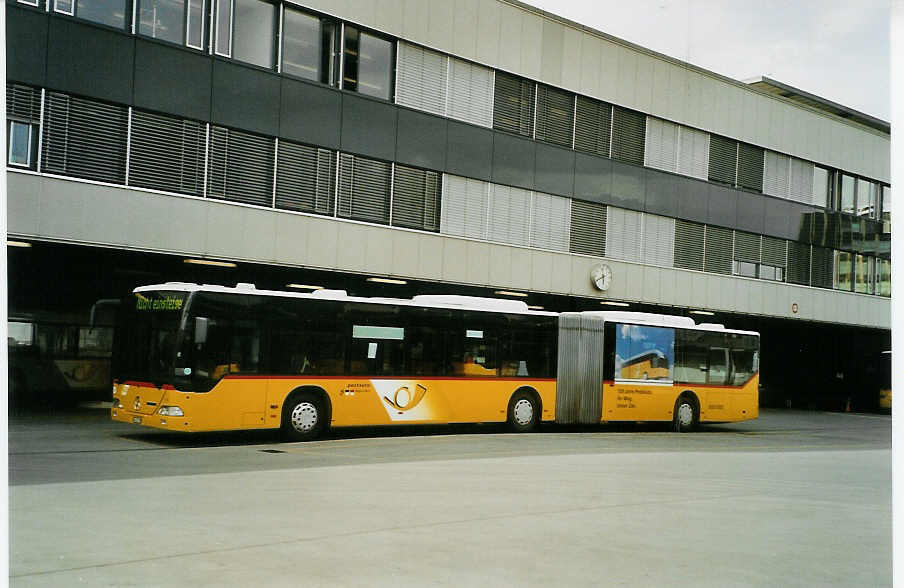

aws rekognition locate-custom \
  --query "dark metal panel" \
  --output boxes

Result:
[7,6,48,87]
[764,197,794,241]
[675,178,709,224]
[707,183,738,228]
[279,77,341,149]
[46,17,134,105]
[211,59,281,136]
[643,167,679,218]
[534,142,575,197]
[735,194,765,234]
[491,132,535,190]
[608,159,645,211]
[395,108,448,171]
[573,152,611,204]
[134,39,211,121]
[340,92,398,161]
[445,119,493,181]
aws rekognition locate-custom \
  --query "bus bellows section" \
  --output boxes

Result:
[555,313,604,424]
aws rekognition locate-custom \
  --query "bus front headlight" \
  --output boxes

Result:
[158,406,184,417]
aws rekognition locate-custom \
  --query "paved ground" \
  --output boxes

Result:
[8,408,891,586]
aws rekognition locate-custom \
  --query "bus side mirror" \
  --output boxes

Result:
[194,317,209,344]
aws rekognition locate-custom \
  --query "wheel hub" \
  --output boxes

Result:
[677,402,694,427]
[291,402,318,433]
[513,398,534,426]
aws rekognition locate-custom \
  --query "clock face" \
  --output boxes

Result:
[591,264,612,291]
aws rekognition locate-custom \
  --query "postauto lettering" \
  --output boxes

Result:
[135,296,184,311]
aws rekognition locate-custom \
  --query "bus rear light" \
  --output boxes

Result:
[158,406,184,417]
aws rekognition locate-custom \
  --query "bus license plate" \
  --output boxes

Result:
[132,416,142,424]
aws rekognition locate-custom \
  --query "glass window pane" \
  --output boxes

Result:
[282,8,321,81]
[882,185,891,233]
[8,121,32,167]
[232,0,275,68]
[855,255,874,294]
[215,0,231,55]
[813,166,829,207]
[139,0,185,44]
[344,27,393,100]
[187,0,205,48]
[76,0,126,28]
[54,0,74,13]
[857,178,876,217]
[840,174,855,214]
[877,259,891,297]
[320,21,340,85]
[834,250,852,291]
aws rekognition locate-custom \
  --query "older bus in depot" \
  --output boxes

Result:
[111,283,759,440]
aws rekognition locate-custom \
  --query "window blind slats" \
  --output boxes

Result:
[810,246,834,289]
[789,157,815,206]
[569,200,606,256]
[7,83,42,122]
[535,85,574,148]
[704,225,733,274]
[733,231,761,263]
[529,191,571,251]
[493,71,534,137]
[605,207,643,262]
[708,135,737,186]
[395,42,448,117]
[392,164,441,232]
[206,126,275,207]
[487,183,530,246]
[41,92,128,184]
[674,220,705,271]
[574,96,611,157]
[676,125,710,180]
[611,106,645,165]
[129,110,205,197]
[448,58,494,128]
[276,141,336,215]
[338,154,391,224]
[644,117,678,174]
[440,174,488,239]
[737,142,764,192]
[763,150,790,198]
[642,214,675,267]
[762,236,787,268]
[787,242,811,285]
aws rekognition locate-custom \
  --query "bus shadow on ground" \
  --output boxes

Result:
[118,421,745,448]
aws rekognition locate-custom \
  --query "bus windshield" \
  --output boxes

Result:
[113,291,188,387]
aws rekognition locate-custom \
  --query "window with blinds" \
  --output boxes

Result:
[674,220,705,271]
[129,110,205,197]
[676,125,710,180]
[789,157,815,205]
[448,58,494,128]
[7,83,41,123]
[642,214,675,267]
[535,84,574,148]
[493,71,535,137]
[703,225,732,274]
[337,153,392,224]
[574,96,611,157]
[392,164,441,232]
[529,191,571,251]
[7,83,42,170]
[440,174,488,239]
[737,143,764,192]
[787,242,811,286]
[605,207,643,262]
[41,92,128,184]
[732,231,760,277]
[763,150,790,199]
[644,117,679,174]
[810,246,834,289]
[611,106,645,166]
[395,42,448,117]
[761,236,787,268]
[569,200,606,257]
[206,125,275,207]
[708,134,737,186]
[487,183,531,246]
[275,141,336,216]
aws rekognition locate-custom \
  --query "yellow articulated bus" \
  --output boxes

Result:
[111,284,759,440]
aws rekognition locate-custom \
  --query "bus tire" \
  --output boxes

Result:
[673,394,699,432]
[507,389,540,433]
[281,391,327,442]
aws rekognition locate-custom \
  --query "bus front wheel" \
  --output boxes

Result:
[507,390,540,433]
[673,394,699,432]
[281,392,326,442]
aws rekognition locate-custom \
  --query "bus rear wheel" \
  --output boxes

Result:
[673,395,698,432]
[507,390,539,433]
[281,392,326,442]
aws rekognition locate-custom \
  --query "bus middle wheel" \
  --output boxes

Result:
[281,392,326,442]
[673,394,699,432]
[508,390,539,433]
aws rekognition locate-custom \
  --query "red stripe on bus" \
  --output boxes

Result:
[602,376,759,389]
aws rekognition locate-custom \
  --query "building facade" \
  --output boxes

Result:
[5,0,891,409]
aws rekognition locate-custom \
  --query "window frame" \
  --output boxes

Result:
[8,120,35,169]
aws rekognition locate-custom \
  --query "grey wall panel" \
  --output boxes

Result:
[491,132,536,190]
[340,93,399,161]
[534,142,575,197]
[279,78,341,149]
[46,17,134,105]
[763,198,795,241]
[211,60,280,136]
[134,40,212,122]
[7,6,48,87]
[643,168,679,218]
[539,17,564,86]
[573,153,612,204]
[707,184,739,229]
[445,120,494,181]
[735,195,766,235]
[674,181,709,224]
[396,108,448,170]
[608,160,646,212]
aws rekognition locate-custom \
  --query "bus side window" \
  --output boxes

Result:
[707,347,729,385]
[229,320,261,374]
[730,348,756,385]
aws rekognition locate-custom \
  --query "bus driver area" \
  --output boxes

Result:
[110,283,758,439]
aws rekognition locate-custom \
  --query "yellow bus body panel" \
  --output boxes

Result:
[112,377,558,433]
[602,374,759,423]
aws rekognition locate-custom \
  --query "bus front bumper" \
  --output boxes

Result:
[111,407,194,431]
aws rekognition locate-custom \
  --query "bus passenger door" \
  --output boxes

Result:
[705,347,729,420]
